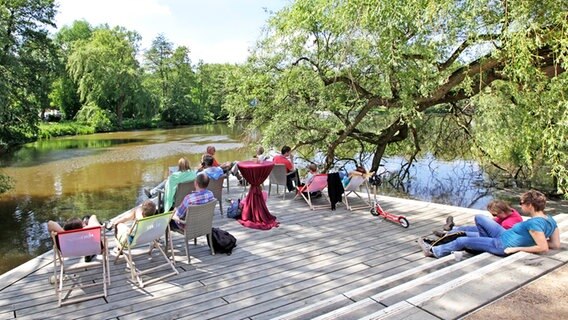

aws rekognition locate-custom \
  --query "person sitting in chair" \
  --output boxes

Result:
[199,154,224,180]
[203,145,235,173]
[342,165,367,187]
[170,174,216,231]
[48,215,102,262]
[298,163,322,198]
[145,157,196,198]
[111,200,157,248]
[272,145,299,191]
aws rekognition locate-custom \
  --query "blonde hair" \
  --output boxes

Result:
[178,157,190,171]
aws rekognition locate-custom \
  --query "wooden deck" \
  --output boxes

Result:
[0,178,567,320]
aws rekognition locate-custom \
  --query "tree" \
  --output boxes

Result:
[50,20,93,120]
[0,0,57,148]
[143,36,210,125]
[195,62,239,120]
[67,26,144,125]
[224,0,568,190]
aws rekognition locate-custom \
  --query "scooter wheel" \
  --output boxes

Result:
[370,207,379,216]
[398,217,410,228]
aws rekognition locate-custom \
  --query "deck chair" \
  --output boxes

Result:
[169,200,217,264]
[114,212,178,288]
[295,174,329,210]
[268,164,295,199]
[342,175,372,211]
[51,226,110,307]
[206,174,225,215]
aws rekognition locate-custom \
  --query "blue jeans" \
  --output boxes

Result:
[432,215,506,257]
[453,225,480,237]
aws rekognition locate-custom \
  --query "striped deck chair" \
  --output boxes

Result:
[114,212,178,288]
[295,174,329,210]
[342,175,372,211]
[51,226,110,306]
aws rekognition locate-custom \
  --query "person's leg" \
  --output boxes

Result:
[453,225,480,237]
[86,215,101,227]
[475,215,505,238]
[47,221,65,234]
[149,179,167,196]
[432,236,505,258]
[115,223,130,249]
[286,171,297,191]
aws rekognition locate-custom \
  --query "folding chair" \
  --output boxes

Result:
[268,164,296,199]
[51,226,110,307]
[342,175,372,211]
[114,212,178,288]
[207,174,225,215]
[169,200,217,264]
[294,174,329,210]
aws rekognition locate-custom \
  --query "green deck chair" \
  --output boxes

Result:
[114,212,178,288]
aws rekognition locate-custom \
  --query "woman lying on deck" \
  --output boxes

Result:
[418,190,561,258]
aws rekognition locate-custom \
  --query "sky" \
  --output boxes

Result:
[54,0,289,64]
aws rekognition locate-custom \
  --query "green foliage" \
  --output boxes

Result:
[75,103,117,132]
[37,121,94,139]
[0,172,14,194]
[224,0,568,189]
[67,26,145,123]
[0,0,57,148]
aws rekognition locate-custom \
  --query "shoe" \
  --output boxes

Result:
[104,221,113,231]
[84,255,96,263]
[418,237,434,257]
[143,188,152,198]
[443,216,455,231]
[431,231,467,246]
[433,230,447,238]
[422,237,436,245]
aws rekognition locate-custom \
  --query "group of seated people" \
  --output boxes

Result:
[47,173,217,261]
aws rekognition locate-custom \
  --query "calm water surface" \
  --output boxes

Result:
[0,124,253,274]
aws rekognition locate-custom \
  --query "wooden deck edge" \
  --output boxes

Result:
[0,250,53,291]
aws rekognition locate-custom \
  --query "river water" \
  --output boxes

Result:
[0,124,253,274]
[0,123,495,274]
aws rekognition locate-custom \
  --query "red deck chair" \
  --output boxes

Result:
[51,226,110,306]
[295,174,329,210]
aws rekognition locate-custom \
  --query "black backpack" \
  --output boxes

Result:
[208,228,237,255]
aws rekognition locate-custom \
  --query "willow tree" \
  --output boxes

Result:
[224,0,567,188]
[67,26,144,125]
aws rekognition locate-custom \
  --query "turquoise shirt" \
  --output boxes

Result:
[500,215,557,248]
[164,170,197,212]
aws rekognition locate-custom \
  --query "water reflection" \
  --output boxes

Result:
[379,154,492,209]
